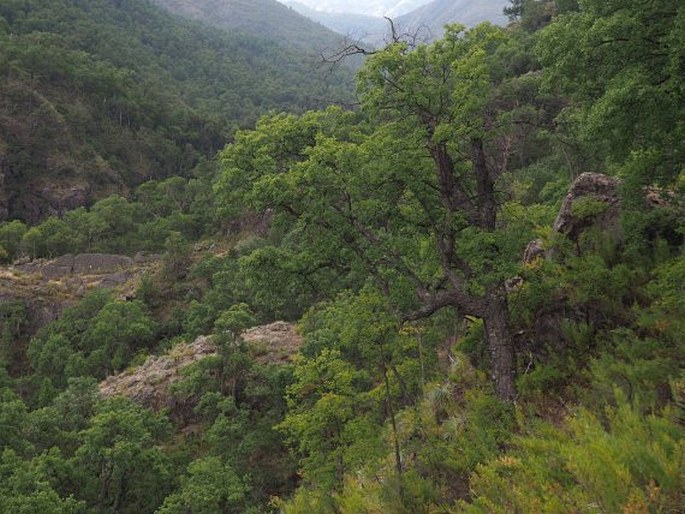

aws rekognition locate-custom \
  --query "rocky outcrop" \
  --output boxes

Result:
[519,172,622,264]
[11,180,93,225]
[99,335,217,413]
[516,173,623,352]
[36,181,90,220]
[73,253,133,274]
[242,321,303,364]
[1,253,157,335]
[552,172,622,242]
[15,253,134,279]
[522,238,545,264]
[99,322,303,416]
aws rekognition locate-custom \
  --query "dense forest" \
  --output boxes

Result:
[147,0,355,53]
[0,0,354,222]
[0,0,684,512]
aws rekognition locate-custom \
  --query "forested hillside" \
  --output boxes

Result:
[281,1,388,46]
[0,0,354,222]
[0,0,683,513]
[285,0,509,47]
[148,0,352,53]
[397,0,508,38]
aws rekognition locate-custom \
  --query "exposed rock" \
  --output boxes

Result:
[552,172,622,241]
[99,322,303,417]
[15,253,138,279]
[98,272,132,288]
[242,321,303,364]
[644,185,676,208]
[99,335,217,413]
[522,238,545,264]
[505,276,524,292]
[36,181,90,218]
[134,251,161,263]
[515,173,624,358]
[517,173,622,264]
[73,253,133,274]
[40,254,75,279]
[0,253,158,338]
[12,179,92,225]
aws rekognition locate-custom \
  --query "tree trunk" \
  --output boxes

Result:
[483,292,516,402]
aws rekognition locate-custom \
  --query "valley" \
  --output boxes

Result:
[0,0,683,512]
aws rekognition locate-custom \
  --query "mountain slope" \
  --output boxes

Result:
[397,0,509,39]
[284,0,508,47]
[148,0,350,55]
[284,1,388,44]
[0,0,354,223]
[281,0,432,17]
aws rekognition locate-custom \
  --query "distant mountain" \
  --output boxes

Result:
[284,1,388,45]
[281,0,432,17]
[397,0,509,39]
[0,0,354,223]
[148,0,352,55]
[285,0,509,48]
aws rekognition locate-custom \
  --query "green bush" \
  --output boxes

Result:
[465,397,685,513]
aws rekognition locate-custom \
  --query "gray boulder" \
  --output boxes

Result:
[553,172,622,242]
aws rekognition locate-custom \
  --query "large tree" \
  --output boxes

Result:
[217,24,550,401]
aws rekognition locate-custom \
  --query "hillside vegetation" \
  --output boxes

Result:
[0,0,683,513]
[286,0,509,46]
[397,0,509,38]
[0,0,354,222]
[148,0,353,53]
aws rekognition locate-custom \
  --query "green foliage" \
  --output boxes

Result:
[0,1,684,511]
[0,220,27,262]
[213,303,256,340]
[0,0,354,223]
[73,397,172,513]
[537,0,685,189]
[0,388,29,453]
[0,448,85,514]
[465,398,685,513]
[277,348,380,490]
[217,20,559,404]
[148,0,352,54]
[0,173,219,260]
[0,299,29,372]
[161,231,192,280]
[25,378,99,454]
[81,299,156,374]
[28,291,157,391]
[589,255,685,407]
[156,456,248,514]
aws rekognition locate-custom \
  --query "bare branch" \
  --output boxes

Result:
[321,43,377,66]
[321,17,431,69]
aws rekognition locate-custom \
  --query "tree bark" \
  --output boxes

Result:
[483,291,516,402]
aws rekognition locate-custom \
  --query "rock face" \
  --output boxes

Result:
[1,253,157,334]
[99,322,303,417]
[519,172,622,264]
[15,253,134,279]
[6,178,95,225]
[99,335,217,413]
[31,181,91,222]
[73,254,133,274]
[552,172,622,242]
[522,238,545,264]
[242,321,303,364]
[517,172,623,353]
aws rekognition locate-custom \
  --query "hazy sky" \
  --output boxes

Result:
[282,0,434,17]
